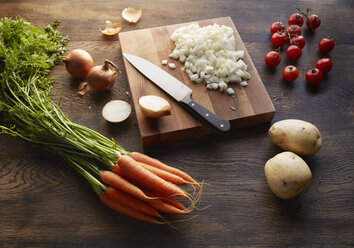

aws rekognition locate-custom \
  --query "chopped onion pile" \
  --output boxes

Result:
[169,23,250,92]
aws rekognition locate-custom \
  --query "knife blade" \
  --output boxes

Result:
[123,53,230,134]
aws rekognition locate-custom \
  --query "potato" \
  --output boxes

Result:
[269,119,322,155]
[265,151,312,199]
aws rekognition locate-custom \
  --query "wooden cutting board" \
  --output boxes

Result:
[119,17,275,146]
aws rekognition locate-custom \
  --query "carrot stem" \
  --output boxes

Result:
[64,155,106,195]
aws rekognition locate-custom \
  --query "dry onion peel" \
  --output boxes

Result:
[122,7,142,23]
[100,21,122,36]
[77,81,90,96]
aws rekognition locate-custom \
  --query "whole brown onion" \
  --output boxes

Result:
[87,60,120,92]
[63,49,93,77]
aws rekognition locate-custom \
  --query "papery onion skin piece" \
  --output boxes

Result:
[63,49,94,77]
[122,7,142,23]
[101,21,122,36]
[87,60,119,92]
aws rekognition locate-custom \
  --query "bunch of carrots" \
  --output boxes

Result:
[100,153,201,224]
[0,17,202,226]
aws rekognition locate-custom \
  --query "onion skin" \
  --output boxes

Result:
[138,95,172,118]
[140,105,172,118]
[63,49,93,77]
[87,60,119,92]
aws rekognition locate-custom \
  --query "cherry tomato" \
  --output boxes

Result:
[287,25,302,36]
[306,14,321,30]
[265,51,281,68]
[270,22,286,34]
[319,38,335,53]
[282,65,299,82]
[306,68,323,84]
[291,35,306,48]
[316,58,333,73]
[271,32,287,47]
[286,45,302,60]
[288,13,304,27]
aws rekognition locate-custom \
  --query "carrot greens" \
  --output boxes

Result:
[0,17,127,195]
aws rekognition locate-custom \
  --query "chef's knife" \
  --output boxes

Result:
[123,53,230,134]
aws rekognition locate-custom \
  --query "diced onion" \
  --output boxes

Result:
[210,83,219,90]
[240,81,248,87]
[218,81,227,92]
[226,88,235,95]
[170,23,250,91]
[168,63,176,69]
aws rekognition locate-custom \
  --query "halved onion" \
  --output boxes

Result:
[102,100,131,123]
[122,7,142,23]
[100,21,122,36]
[138,95,172,118]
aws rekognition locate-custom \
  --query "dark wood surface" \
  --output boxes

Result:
[1,0,353,247]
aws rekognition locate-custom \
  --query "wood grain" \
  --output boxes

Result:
[0,0,353,248]
[120,17,275,145]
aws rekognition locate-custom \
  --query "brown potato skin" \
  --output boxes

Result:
[269,119,322,155]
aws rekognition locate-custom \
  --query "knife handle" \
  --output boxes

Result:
[180,95,231,134]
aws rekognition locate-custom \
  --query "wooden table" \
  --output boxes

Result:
[1,0,353,247]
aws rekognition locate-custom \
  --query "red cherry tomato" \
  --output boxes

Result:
[282,65,299,82]
[319,38,335,53]
[306,14,321,30]
[271,32,287,47]
[265,51,281,68]
[306,68,323,84]
[287,25,302,36]
[316,58,333,73]
[286,45,302,60]
[270,22,286,34]
[288,13,304,27]
[291,35,306,48]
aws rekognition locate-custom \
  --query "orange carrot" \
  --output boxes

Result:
[112,164,121,174]
[112,165,187,213]
[105,187,161,218]
[138,162,188,185]
[118,155,188,198]
[112,164,149,189]
[148,189,186,211]
[142,190,189,214]
[100,192,160,224]
[100,171,155,200]
[113,165,187,210]
[130,152,200,187]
